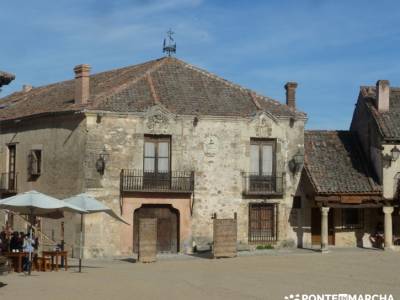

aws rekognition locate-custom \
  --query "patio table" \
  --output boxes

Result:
[4,252,28,273]
[42,251,68,271]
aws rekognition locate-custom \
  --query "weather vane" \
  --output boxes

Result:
[163,29,176,57]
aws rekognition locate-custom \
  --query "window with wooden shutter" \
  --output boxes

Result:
[143,135,171,189]
[28,149,42,177]
[249,139,276,193]
[7,144,16,190]
[144,136,170,175]
[250,139,275,176]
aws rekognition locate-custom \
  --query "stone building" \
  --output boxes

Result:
[300,80,400,251]
[0,57,307,257]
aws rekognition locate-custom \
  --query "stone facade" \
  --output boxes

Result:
[0,107,305,258]
[0,114,87,253]
[300,81,400,250]
[81,106,305,257]
[0,57,307,258]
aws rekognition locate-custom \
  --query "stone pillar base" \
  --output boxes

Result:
[384,246,394,251]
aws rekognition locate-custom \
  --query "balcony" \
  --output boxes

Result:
[121,169,194,193]
[242,173,284,196]
[0,172,18,194]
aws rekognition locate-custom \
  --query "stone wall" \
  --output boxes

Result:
[81,106,306,257]
[0,114,87,253]
[350,98,383,183]
[381,144,400,199]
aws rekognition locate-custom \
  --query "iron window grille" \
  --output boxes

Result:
[248,203,278,243]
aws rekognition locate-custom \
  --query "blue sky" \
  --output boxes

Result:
[1,0,400,129]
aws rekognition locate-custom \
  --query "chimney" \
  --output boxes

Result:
[74,64,91,105]
[376,80,390,112]
[22,84,32,93]
[285,82,298,110]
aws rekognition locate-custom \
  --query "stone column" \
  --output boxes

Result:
[320,207,330,252]
[383,206,394,250]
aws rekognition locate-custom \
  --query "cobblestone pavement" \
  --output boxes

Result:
[0,248,399,300]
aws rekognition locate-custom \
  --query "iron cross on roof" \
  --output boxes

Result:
[163,29,176,57]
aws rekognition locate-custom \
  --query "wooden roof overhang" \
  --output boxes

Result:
[314,192,384,208]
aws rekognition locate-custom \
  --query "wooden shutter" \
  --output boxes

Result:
[262,145,273,175]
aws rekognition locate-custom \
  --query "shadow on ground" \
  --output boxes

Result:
[68,264,103,269]
[188,251,213,259]
[118,258,137,263]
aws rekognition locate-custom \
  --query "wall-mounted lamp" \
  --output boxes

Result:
[193,116,199,127]
[289,149,304,174]
[95,146,110,175]
[383,146,400,167]
[390,146,400,162]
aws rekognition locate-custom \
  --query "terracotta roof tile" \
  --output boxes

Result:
[0,57,306,121]
[304,130,381,194]
[359,86,400,140]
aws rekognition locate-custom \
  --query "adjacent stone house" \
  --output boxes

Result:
[0,57,307,257]
[300,80,400,251]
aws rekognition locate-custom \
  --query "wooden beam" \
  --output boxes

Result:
[315,194,382,204]
[341,195,363,204]
[327,202,383,208]
[315,195,340,202]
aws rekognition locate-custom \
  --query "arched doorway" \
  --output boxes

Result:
[133,204,180,253]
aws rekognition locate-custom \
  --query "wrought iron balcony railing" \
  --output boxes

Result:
[0,172,17,193]
[242,173,284,196]
[121,169,194,193]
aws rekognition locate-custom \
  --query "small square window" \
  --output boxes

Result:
[28,149,42,177]
[342,208,363,229]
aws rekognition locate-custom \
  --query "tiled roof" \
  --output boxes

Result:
[360,86,400,140]
[0,71,15,87]
[0,57,306,121]
[304,130,381,194]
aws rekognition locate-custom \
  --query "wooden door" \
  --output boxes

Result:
[311,207,335,245]
[157,218,172,252]
[133,205,179,253]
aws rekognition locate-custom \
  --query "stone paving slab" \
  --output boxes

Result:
[0,248,399,300]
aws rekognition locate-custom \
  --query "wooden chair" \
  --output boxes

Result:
[32,256,40,272]
[0,256,8,275]
[7,258,14,273]
[34,257,51,272]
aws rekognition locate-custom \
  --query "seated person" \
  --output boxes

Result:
[370,222,384,248]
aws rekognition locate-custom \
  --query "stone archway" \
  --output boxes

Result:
[133,204,180,253]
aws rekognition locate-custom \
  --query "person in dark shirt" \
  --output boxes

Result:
[0,231,8,254]
[18,232,25,250]
[9,231,19,251]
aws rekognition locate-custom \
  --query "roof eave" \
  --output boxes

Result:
[0,109,83,124]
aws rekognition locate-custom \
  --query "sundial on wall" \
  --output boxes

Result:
[204,135,219,157]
